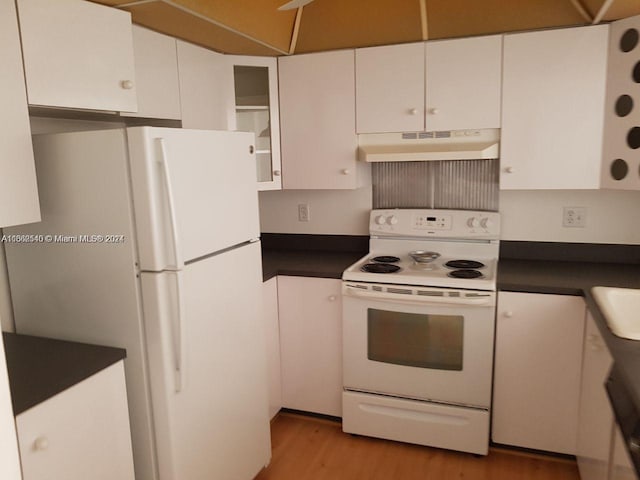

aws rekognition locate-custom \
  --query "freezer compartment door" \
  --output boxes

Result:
[140,240,270,480]
[128,127,260,271]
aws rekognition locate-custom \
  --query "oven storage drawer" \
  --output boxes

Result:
[342,390,490,455]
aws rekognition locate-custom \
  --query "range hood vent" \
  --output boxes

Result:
[358,129,500,162]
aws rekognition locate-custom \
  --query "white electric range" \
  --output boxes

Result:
[341,209,500,455]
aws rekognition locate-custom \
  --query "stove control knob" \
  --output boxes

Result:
[480,218,493,229]
[467,217,480,228]
[387,215,398,225]
[375,215,386,225]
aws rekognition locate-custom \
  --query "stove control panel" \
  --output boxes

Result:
[413,214,451,230]
[370,209,500,239]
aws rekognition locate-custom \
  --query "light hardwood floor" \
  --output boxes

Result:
[256,413,580,480]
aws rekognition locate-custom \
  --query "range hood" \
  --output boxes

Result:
[358,129,500,162]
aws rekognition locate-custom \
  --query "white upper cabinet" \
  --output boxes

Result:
[500,25,609,189]
[122,25,181,120]
[355,37,502,134]
[279,50,367,189]
[356,42,426,133]
[425,35,502,131]
[176,40,236,131]
[0,0,40,228]
[228,55,282,190]
[16,0,137,112]
[601,14,640,190]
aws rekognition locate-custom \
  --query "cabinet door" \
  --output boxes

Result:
[577,311,615,480]
[493,292,585,454]
[16,362,135,480]
[228,55,282,190]
[601,15,640,190]
[17,0,137,112]
[279,50,362,189]
[355,42,425,133]
[500,25,608,189]
[122,25,181,120]
[263,277,282,420]
[278,276,342,417]
[0,0,40,228]
[425,35,502,131]
[0,337,21,480]
[177,40,235,131]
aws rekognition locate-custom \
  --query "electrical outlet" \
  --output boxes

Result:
[563,206,586,228]
[298,203,310,222]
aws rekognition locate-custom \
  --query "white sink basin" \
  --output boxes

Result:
[592,287,640,340]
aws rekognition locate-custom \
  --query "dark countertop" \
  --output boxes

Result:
[262,249,363,281]
[3,333,126,415]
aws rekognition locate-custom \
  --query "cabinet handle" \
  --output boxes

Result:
[33,436,49,451]
[428,107,439,115]
[328,295,337,302]
[249,145,255,154]
[504,166,515,174]
[273,170,281,176]
[504,311,514,318]
[409,108,418,115]
[341,169,350,175]
[120,80,134,90]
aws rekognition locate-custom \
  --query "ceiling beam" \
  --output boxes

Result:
[593,0,616,23]
[420,0,428,40]
[289,6,304,54]
[117,0,289,55]
[568,0,594,22]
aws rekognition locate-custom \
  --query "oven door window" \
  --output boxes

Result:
[367,308,463,371]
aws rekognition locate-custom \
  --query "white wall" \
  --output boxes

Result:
[500,189,640,243]
[259,188,640,245]
[259,187,372,235]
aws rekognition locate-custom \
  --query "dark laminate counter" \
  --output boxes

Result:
[3,333,126,415]
[261,233,367,282]
[262,249,364,281]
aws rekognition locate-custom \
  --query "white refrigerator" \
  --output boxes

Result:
[4,127,271,480]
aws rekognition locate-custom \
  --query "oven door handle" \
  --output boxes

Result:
[342,285,494,306]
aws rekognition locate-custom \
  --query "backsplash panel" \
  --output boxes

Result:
[372,159,499,211]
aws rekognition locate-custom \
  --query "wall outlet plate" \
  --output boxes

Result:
[298,203,310,222]
[563,206,586,228]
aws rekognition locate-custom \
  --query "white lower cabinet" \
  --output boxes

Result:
[277,276,343,417]
[577,311,615,480]
[263,277,282,419]
[16,361,135,480]
[493,292,585,454]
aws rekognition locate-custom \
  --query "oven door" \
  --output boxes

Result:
[342,282,496,408]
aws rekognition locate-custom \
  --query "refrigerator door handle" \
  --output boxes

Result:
[173,271,187,393]
[156,138,183,270]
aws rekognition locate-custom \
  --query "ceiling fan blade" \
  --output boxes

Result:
[278,0,314,11]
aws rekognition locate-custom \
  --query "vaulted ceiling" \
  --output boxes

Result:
[94,0,640,56]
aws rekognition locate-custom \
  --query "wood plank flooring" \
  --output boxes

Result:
[255,413,580,480]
